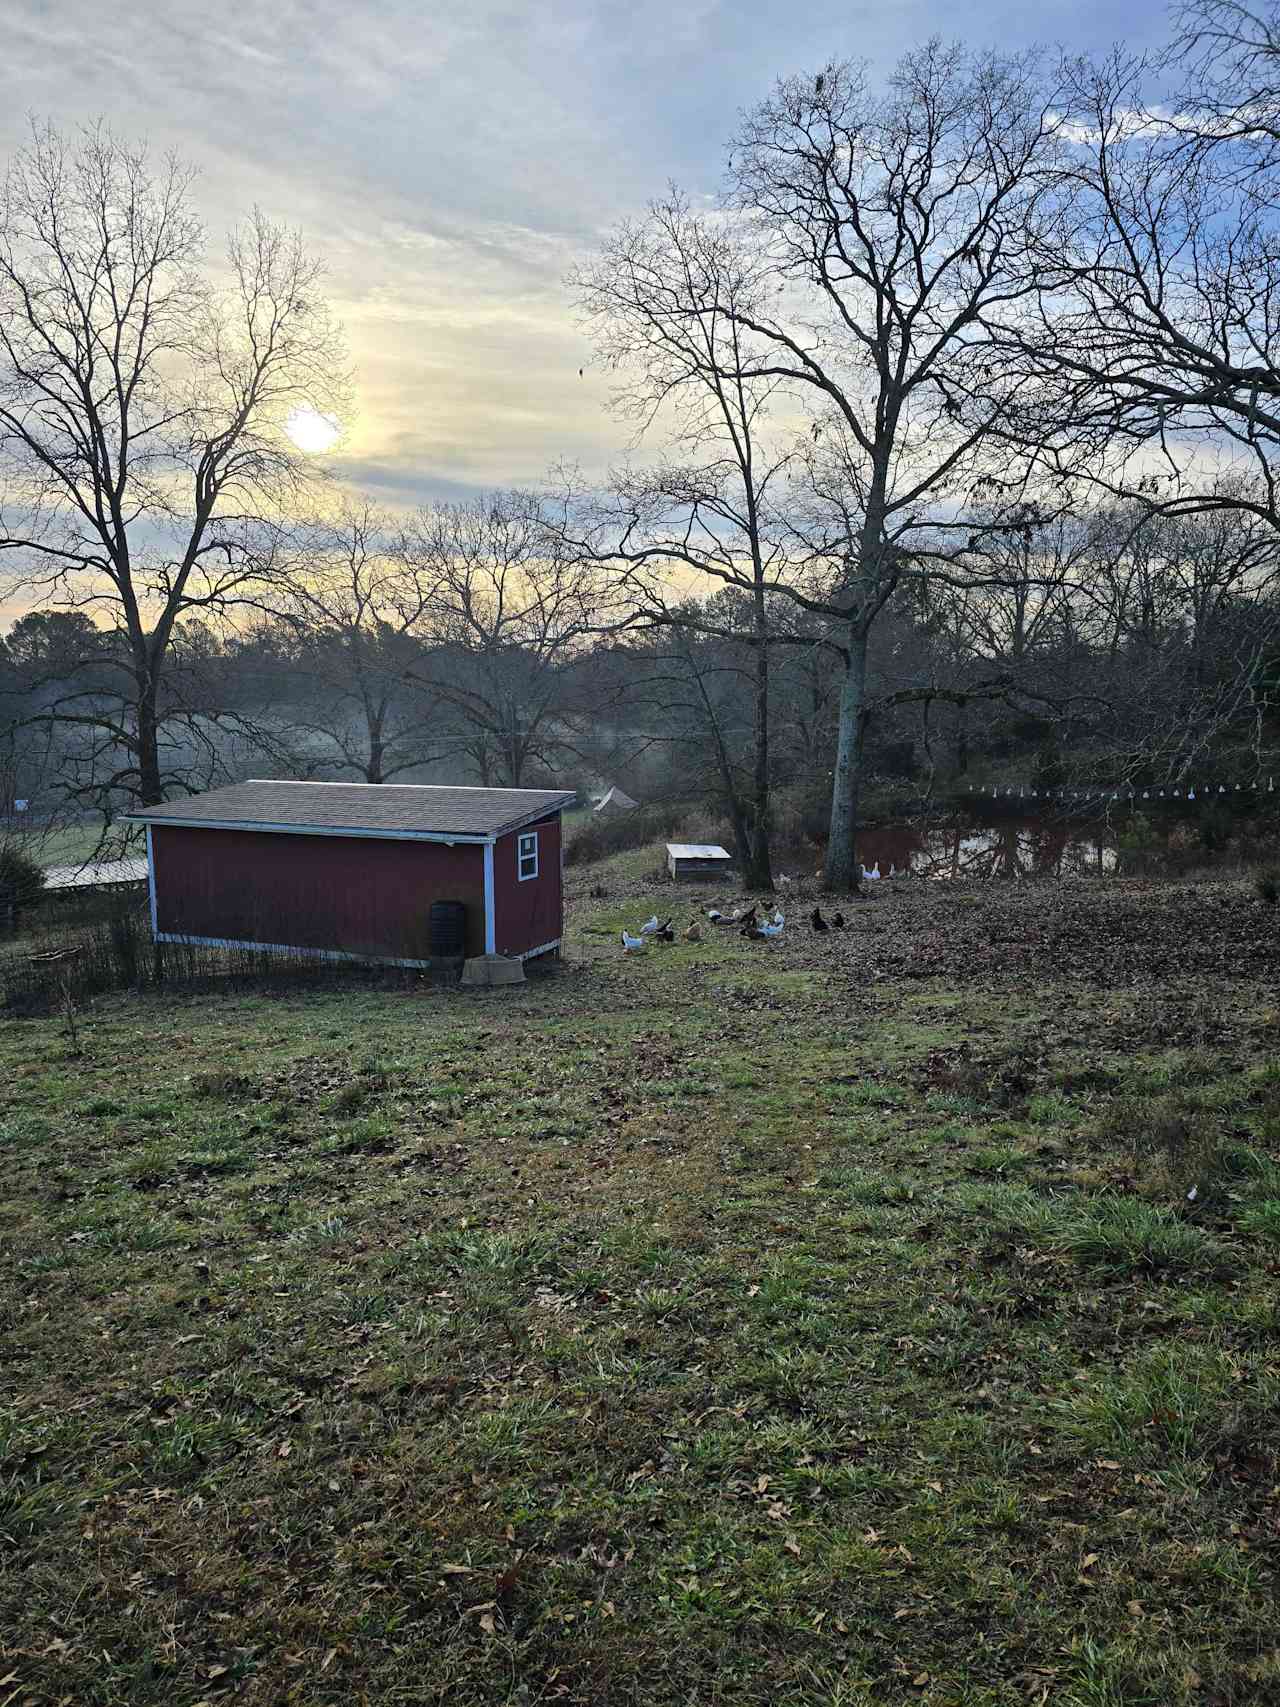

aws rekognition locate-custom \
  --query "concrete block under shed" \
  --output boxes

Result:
[666,843,733,881]
[461,953,527,987]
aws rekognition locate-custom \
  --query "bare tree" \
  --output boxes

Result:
[609,612,764,857]
[400,492,604,787]
[1169,0,1280,164]
[279,504,445,783]
[0,121,347,808]
[725,46,1072,888]
[570,192,797,887]
[569,49,1074,888]
[1066,496,1280,778]
[767,602,845,786]
[1008,5,1280,527]
[950,516,1090,668]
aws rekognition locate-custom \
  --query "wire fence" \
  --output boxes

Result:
[1,898,426,1017]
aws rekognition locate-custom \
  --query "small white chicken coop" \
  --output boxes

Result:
[666,842,733,881]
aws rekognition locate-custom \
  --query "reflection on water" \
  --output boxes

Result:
[854,818,1119,880]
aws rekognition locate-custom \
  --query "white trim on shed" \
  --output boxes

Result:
[482,843,496,954]
[146,826,157,937]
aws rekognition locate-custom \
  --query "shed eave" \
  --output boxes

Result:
[123,814,495,847]
[490,794,577,837]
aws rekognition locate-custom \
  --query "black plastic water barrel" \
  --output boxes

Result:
[429,899,467,958]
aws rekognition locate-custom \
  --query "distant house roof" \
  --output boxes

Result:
[593,786,639,814]
[126,780,577,842]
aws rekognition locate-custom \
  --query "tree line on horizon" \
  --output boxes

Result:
[4,1,1280,889]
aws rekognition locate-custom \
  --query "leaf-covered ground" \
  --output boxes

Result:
[2,857,1279,1706]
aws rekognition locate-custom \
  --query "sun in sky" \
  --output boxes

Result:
[286,406,342,453]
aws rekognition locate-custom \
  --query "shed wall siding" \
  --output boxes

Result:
[150,825,487,960]
[492,813,562,956]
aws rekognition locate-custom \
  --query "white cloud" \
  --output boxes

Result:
[2,0,1176,508]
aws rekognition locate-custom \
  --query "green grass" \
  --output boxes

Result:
[19,816,118,866]
[1,856,1278,1705]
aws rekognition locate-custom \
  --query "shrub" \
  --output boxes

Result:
[0,842,46,910]
[1117,812,1163,872]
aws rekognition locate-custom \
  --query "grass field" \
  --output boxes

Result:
[2,853,1279,1706]
[5,817,122,869]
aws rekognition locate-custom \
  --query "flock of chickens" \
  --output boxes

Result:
[618,862,909,954]
[620,899,854,953]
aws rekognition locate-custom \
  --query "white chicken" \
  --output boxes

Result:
[760,917,784,938]
[621,929,647,952]
[706,908,724,922]
[862,863,881,882]
[640,915,660,934]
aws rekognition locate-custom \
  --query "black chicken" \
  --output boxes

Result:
[831,911,846,929]
[811,906,829,932]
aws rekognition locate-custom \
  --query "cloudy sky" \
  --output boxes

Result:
[4,0,1172,512]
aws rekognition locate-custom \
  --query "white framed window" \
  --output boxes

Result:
[517,830,539,881]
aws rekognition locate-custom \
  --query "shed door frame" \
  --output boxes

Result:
[482,841,496,953]
[146,825,158,936]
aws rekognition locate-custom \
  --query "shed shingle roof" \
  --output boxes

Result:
[126,780,576,840]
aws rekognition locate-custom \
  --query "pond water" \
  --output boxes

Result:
[851,818,1119,880]
[834,798,1278,879]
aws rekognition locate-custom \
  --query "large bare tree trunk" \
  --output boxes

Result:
[135,639,164,807]
[136,693,163,808]
[744,616,774,889]
[824,623,868,892]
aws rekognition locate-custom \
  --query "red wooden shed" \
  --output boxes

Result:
[126,780,576,967]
